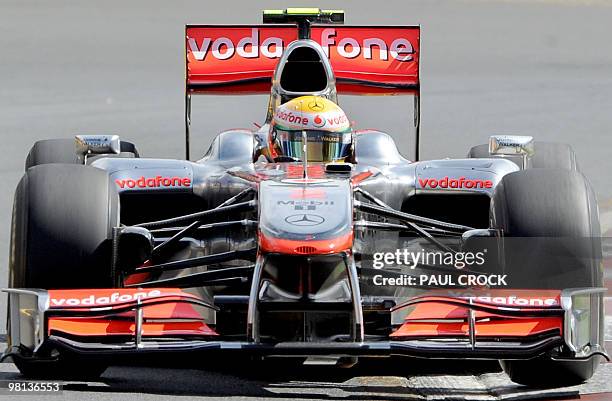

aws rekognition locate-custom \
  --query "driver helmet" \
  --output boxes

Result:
[269,96,352,163]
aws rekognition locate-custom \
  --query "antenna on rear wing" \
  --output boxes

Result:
[263,8,344,39]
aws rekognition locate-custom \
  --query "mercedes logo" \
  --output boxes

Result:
[308,98,324,111]
[285,214,325,226]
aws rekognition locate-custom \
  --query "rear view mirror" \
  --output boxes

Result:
[75,135,121,158]
[489,135,534,169]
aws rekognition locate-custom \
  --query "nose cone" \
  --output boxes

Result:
[258,179,353,255]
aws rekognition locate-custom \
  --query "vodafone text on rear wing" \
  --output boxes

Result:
[185,25,420,94]
[184,16,421,159]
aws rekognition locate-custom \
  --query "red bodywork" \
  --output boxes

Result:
[392,290,563,339]
[47,289,218,338]
[258,230,354,255]
[186,25,420,95]
[44,288,564,341]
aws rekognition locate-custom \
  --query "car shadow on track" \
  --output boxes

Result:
[0,356,589,400]
[16,357,516,400]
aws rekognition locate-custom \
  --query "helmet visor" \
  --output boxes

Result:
[274,128,352,163]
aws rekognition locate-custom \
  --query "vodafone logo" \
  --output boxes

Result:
[418,176,493,190]
[274,109,348,131]
[472,296,559,307]
[115,176,192,189]
[325,113,348,127]
[50,290,163,307]
[188,28,415,62]
[319,28,414,61]
[313,115,325,128]
[189,29,283,60]
[275,109,310,127]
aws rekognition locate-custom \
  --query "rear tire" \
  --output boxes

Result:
[490,169,602,386]
[25,139,82,169]
[25,138,139,170]
[468,141,578,170]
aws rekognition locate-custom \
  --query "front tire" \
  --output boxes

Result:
[490,169,602,386]
[10,164,119,288]
[9,164,119,379]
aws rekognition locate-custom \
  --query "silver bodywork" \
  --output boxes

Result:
[91,129,519,210]
[3,32,606,370]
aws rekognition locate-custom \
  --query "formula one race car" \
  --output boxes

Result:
[4,9,606,386]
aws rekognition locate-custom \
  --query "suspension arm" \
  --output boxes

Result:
[134,247,257,274]
[354,200,474,233]
[135,200,257,230]
[127,265,255,288]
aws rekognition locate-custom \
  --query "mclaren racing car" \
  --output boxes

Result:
[4,9,607,386]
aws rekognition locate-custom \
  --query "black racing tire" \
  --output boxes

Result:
[25,138,139,170]
[490,169,601,288]
[25,139,82,169]
[490,169,602,386]
[9,164,119,289]
[468,141,578,170]
[9,164,118,379]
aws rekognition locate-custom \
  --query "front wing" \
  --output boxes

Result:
[3,287,607,363]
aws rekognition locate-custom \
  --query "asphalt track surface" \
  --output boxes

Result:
[1,0,612,399]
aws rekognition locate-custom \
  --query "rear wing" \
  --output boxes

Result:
[184,9,421,160]
[185,25,420,95]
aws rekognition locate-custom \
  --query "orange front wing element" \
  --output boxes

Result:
[391,318,562,338]
[391,291,564,339]
[46,288,218,338]
[48,318,217,338]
